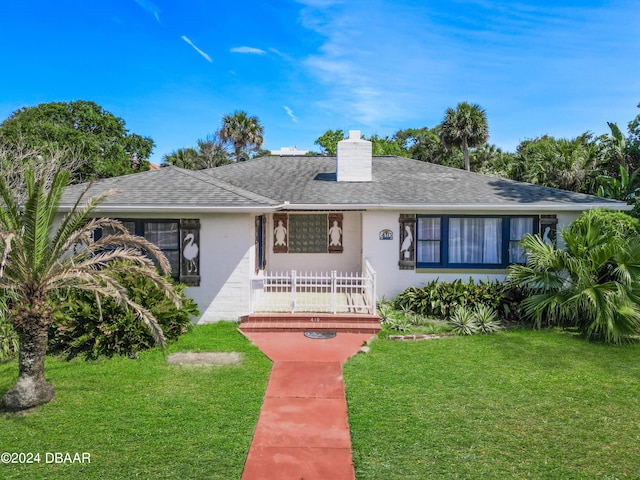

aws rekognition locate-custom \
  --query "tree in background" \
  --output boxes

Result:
[626,103,640,158]
[597,122,634,177]
[162,147,201,169]
[0,143,82,205]
[217,111,264,161]
[163,136,231,170]
[369,134,410,156]
[395,127,450,164]
[314,129,345,155]
[439,102,489,171]
[503,134,598,193]
[0,167,180,411]
[471,144,514,173]
[0,101,154,182]
[197,137,232,167]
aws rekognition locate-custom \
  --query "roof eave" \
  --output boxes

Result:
[57,201,632,214]
[274,202,633,212]
[57,204,277,214]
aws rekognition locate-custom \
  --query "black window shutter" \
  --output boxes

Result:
[180,219,200,286]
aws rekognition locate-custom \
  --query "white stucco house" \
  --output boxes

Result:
[60,131,630,324]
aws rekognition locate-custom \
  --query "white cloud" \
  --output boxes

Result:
[284,106,298,123]
[181,36,212,63]
[133,0,161,23]
[231,46,267,55]
[298,1,441,127]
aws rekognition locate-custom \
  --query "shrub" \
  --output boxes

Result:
[567,208,640,240]
[447,306,478,336]
[0,317,19,363]
[508,209,640,344]
[447,304,502,336]
[473,304,502,334]
[393,278,523,322]
[0,294,18,362]
[49,269,199,360]
[378,302,412,332]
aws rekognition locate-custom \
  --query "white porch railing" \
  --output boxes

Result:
[250,260,377,315]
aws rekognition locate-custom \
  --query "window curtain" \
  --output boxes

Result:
[449,218,501,264]
[416,217,440,263]
[509,217,534,264]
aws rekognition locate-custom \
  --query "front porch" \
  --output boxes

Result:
[241,263,381,333]
[249,262,378,315]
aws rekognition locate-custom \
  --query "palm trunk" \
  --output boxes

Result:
[2,323,55,411]
[463,138,470,171]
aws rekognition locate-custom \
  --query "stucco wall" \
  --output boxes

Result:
[189,213,254,323]
[91,208,586,323]
[362,209,582,302]
[94,211,254,323]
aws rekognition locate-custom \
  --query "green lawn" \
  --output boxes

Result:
[3,325,640,479]
[0,322,271,480]
[344,329,640,479]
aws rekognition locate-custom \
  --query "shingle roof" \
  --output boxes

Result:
[60,166,277,211]
[60,156,628,212]
[202,155,626,210]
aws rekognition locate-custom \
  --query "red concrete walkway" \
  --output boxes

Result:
[240,332,375,480]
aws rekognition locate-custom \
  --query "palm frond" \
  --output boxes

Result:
[0,231,15,278]
[46,187,120,263]
[0,186,20,233]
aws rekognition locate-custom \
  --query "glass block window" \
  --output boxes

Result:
[288,214,328,253]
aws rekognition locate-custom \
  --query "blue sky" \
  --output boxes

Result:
[1,0,639,164]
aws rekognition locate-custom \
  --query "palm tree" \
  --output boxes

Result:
[162,137,231,170]
[217,111,264,161]
[506,210,640,344]
[196,137,232,168]
[439,102,489,171]
[0,168,180,411]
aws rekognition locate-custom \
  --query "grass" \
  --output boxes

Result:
[344,329,640,479]
[3,323,640,479]
[0,322,271,480]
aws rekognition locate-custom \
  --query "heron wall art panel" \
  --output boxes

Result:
[180,219,200,286]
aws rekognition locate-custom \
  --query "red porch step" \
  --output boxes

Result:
[239,313,381,334]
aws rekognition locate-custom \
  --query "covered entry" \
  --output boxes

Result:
[251,211,376,315]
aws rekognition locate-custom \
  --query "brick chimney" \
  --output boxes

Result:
[337,130,372,182]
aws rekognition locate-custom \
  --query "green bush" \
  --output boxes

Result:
[447,304,502,336]
[393,278,523,321]
[0,294,18,362]
[49,271,199,360]
[473,304,502,334]
[447,306,478,336]
[0,316,19,362]
[508,209,640,344]
[567,208,640,241]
